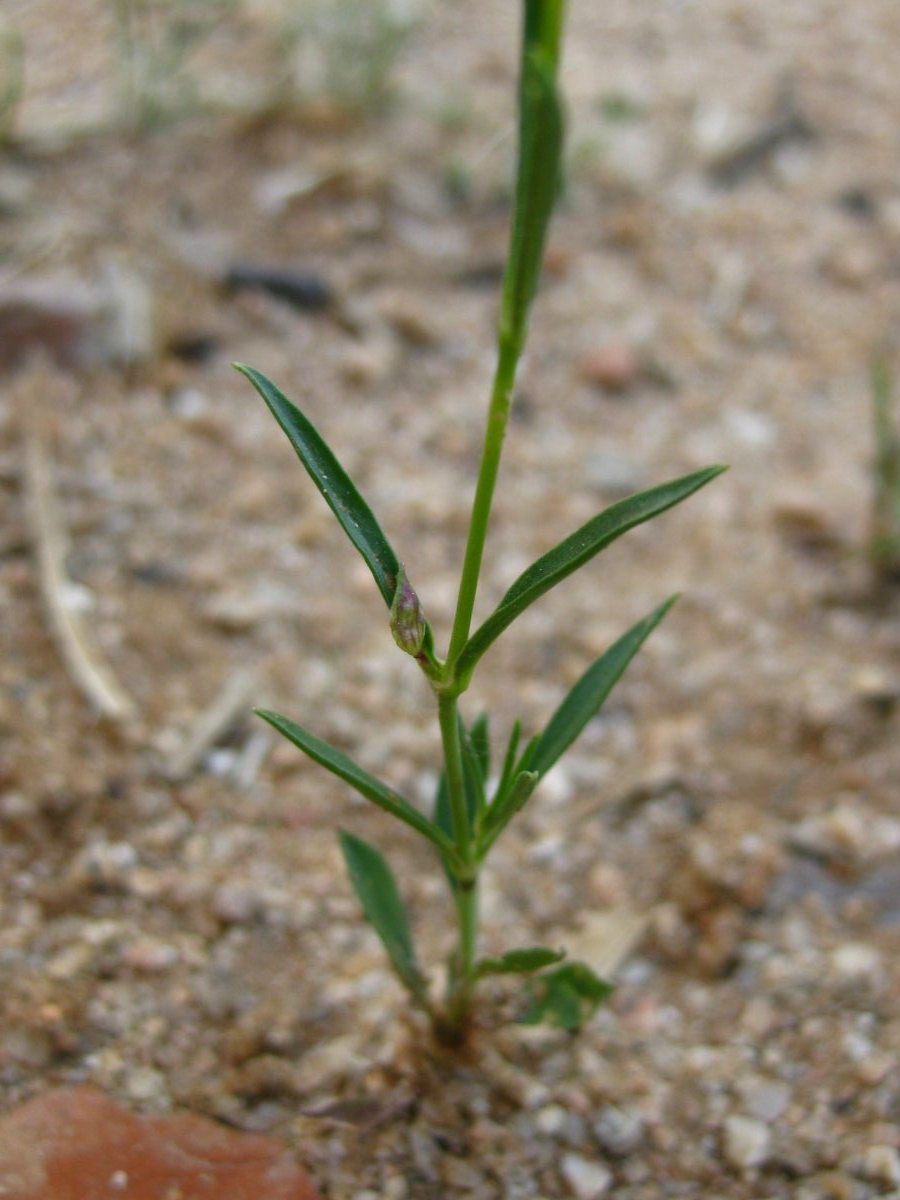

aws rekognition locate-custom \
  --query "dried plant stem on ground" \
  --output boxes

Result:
[23,419,135,724]
[160,666,258,782]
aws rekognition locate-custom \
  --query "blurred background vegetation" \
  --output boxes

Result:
[0,0,432,141]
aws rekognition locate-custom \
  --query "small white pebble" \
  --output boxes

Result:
[124,1067,166,1103]
[831,942,882,978]
[842,1029,873,1061]
[170,387,208,419]
[860,1145,900,1188]
[593,1105,644,1157]
[560,1153,612,1198]
[535,1104,570,1136]
[212,882,265,924]
[523,1081,552,1109]
[855,1052,896,1085]
[735,1076,791,1123]
[109,1171,128,1191]
[723,1115,770,1171]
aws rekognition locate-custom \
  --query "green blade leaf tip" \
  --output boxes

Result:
[457,465,726,681]
[493,720,522,808]
[235,363,401,608]
[478,769,538,855]
[256,708,457,859]
[339,830,429,1006]
[526,595,679,780]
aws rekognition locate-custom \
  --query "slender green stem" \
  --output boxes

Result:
[447,877,479,1025]
[437,692,471,859]
[436,691,480,1038]
[432,0,567,1040]
[456,879,478,977]
[446,337,521,674]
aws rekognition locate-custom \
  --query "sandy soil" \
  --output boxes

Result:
[1,1,899,1197]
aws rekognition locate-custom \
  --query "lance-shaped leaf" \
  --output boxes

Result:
[477,769,538,856]
[235,363,401,609]
[456,466,725,683]
[339,831,429,1007]
[493,719,523,810]
[499,42,564,352]
[460,718,488,824]
[519,961,613,1031]
[522,595,679,780]
[469,711,491,783]
[257,709,457,860]
[475,946,565,980]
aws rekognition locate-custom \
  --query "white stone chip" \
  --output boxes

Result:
[860,1145,900,1189]
[560,1153,612,1198]
[723,1115,770,1170]
[830,942,882,978]
[735,1076,791,1123]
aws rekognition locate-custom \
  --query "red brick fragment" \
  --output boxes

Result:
[0,1085,322,1200]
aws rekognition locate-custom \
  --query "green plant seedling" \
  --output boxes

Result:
[235,0,724,1046]
[870,359,900,581]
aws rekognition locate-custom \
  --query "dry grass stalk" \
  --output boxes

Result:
[23,419,136,723]
[160,666,258,782]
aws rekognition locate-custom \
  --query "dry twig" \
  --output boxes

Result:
[23,421,136,723]
[161,667,258,782]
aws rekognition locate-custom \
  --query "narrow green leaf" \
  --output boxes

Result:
[512,732,541,777]
[475,946,565,979]
[457,466,726,682]
[460,716,487,822]
[478,769,538,856]
[500,45,564,351]
[493,720,522,809]
[235,364,401,608]
[871,358,900,574]
[526,596,678,780]
[431,772,460,893]
[339,830,428,1005]
[257,709,456,859]
[469,712,491,782]
[519,961,613,1030]
[433,772,453,847]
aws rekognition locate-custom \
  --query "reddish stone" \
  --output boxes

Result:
[577,343,639,393]
[0,1086,322,1200]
